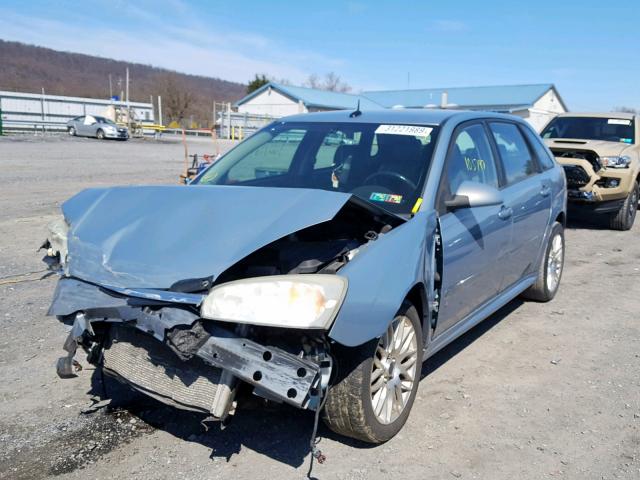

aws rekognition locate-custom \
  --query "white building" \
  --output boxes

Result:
[236,83,382,118]
[236,83,568,132]
[0,90,154,131]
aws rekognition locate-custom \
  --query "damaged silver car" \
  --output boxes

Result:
[43,109,567,445]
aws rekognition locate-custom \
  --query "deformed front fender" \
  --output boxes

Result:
[329,210,437,347]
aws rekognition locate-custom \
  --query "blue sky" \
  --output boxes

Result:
[0,0,638,110]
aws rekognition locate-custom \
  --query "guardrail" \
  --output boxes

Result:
[0,119,257,140]
[1,119,68,133]
[1,119,162,136]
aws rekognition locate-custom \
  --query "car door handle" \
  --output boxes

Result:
[498,206,513,220]
[540,185,551,197]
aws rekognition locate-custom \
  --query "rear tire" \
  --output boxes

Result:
[323,302,423,443]
[521,222,564,302]
[96,129,105,140]
[609,181,638,230]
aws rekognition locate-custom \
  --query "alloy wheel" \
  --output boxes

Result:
[546,233,564,292]
[370,315,419,424]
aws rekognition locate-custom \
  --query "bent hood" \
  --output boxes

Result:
[545,138,632,157]
[61,185,353,289]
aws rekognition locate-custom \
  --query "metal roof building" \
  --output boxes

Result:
[235,82,567,131]
[235,82,380,117]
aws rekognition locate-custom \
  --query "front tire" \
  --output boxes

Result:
[68,126,76,136]
[521,221,564,302]
[96,129,105,140]
[609,181,638,230]
[323,302,423,443]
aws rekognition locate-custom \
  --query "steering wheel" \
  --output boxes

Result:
[362,171,417,191]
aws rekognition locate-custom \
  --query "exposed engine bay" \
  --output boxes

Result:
[551,148,603,172]
[45,192,403,423]
[215,200,398,285]
[551,148,602,189]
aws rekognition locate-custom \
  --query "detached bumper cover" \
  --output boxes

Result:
[567,194,626,214]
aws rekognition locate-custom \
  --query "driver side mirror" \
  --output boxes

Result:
[445,181,503,211]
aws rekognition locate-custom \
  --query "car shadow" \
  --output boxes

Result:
[565,212,612,230]
[420,298,523,379]
[87,297,526,470]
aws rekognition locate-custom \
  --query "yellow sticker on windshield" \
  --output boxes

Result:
[411,197,423,214]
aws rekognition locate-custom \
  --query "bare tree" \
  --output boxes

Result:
[613,106,639,114]
[305,73,321,89]
[323,72,351,92]
[268,76,291,86]
[159,74,193,124]
[305,72,351,92]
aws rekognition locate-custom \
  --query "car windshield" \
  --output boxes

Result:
[541,116,635,144]
[195,121,439,214]
[95,116,116,125]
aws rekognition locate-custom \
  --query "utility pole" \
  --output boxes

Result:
[158,95,163,126]
[41,87,45,122]
[125,67,130,132]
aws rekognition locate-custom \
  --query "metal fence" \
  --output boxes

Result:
[217,111,275,139]
[0,90,277,139]
[0,90,155,134]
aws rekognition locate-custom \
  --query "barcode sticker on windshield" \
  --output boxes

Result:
[375,125,433,137]
[608,119,631,125]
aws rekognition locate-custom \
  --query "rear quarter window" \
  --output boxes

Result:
[520,125,556,170]
[490,122,538,185]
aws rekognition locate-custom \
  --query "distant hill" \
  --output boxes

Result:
[0,40,247,126]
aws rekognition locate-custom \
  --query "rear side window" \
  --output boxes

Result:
[520,125,555,170]
[490,122,537,185]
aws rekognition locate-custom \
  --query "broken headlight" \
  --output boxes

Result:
[200,275,347,329]
[45,215,70,269]
[601,155,631,168]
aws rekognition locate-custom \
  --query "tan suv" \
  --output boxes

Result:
[541,113,639,230]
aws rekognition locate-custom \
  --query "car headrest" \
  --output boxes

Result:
[333,144,359,165]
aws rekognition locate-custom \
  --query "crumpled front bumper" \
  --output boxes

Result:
[557,157,632,205]
[51,277,328,414]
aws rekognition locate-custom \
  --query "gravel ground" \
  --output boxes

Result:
[0,134,639,480]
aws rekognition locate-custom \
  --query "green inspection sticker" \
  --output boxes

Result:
[370,192,403,204]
